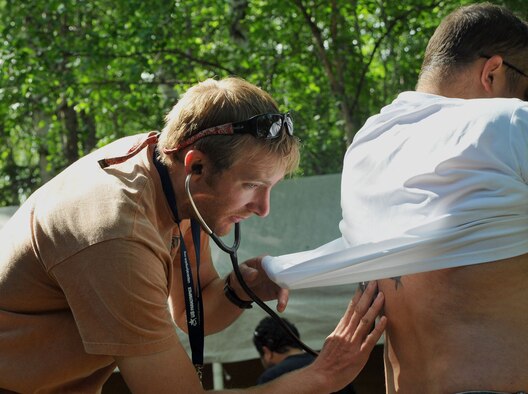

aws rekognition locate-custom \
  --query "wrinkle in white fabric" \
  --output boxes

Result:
[263,93,528,289]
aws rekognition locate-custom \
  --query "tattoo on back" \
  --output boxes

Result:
[359,281,368,292]
[391,276,403,290]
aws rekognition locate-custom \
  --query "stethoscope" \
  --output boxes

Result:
[185,173,318,357]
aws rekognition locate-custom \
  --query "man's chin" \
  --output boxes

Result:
[213,222,234,237]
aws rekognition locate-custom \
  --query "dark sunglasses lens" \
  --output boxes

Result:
[256,114,282,138]
[284,115,293,135]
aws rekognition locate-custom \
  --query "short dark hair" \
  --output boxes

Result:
[253,317,302,356]
[419,3,528,84]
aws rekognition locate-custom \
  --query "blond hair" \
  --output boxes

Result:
[158,77,300,175]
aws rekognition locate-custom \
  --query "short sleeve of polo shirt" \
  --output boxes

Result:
[51,238,180,357]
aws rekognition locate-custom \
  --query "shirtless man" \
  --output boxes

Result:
[262,3,528,392]
[348,4,528,393]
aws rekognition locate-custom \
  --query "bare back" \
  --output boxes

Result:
[379,253,528,393]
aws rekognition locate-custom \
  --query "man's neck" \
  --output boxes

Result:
[166,160,193,221]
[416,65,487,99]
[273,348,305,364]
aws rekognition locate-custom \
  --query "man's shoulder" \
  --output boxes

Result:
[389,91,527,114]
[272,353,315,374]
[30,133,169,268]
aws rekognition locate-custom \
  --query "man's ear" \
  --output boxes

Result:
[262,346,273,362]
[480,55,504,94]
[183,149,206,176]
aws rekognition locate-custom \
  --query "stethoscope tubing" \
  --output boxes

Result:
[185,173,318,357]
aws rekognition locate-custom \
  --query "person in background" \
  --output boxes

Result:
[253,316,356,393]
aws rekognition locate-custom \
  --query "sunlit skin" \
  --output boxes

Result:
[176,148,286,236]
[420,55,528,101]
[485,57,528,101]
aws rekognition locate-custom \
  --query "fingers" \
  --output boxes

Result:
[361,315,387,352]
[229,265,258,296]
[227,263,287,307]
[240,256,262,270]
[336,281,380,334]
[276,288,289,312]
[308,282,386,391]
[237,263,258,282]
[353,282,384,336]
[353,291,384,344]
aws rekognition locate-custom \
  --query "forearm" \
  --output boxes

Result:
[121,282,385,394]
[201,275,246,335]
[213,365,330,394]
[219,282,386,394]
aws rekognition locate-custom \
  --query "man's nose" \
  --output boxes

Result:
[248,189,271,217]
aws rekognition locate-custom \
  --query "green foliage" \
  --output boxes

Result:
[0,0,526,204]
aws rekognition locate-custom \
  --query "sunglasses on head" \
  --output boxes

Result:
[164,112,294,154]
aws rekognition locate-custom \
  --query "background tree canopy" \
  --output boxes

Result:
[1,0,527,205]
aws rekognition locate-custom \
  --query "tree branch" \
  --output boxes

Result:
[350,1,444,114]
[56,47,238,76]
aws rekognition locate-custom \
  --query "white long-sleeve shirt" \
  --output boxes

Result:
[264,92,528,289]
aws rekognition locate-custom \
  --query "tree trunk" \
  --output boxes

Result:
[59,104,79,164]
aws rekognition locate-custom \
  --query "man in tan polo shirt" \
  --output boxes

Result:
[0,77,386,393]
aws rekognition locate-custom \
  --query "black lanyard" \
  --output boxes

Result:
[152,147,205,377]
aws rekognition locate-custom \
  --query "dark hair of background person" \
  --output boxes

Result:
[253,317,302,356]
